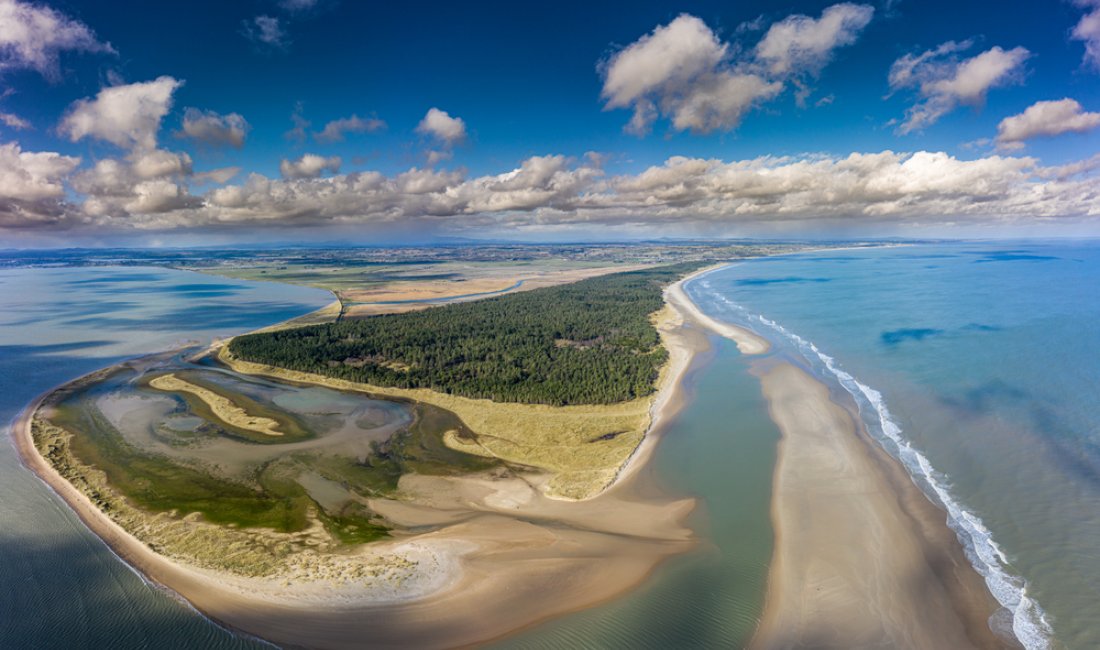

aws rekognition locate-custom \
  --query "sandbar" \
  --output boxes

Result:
[749,362,1014,649]
[666,268,770,355]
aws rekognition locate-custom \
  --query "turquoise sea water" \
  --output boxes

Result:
[683,242,1100,650]
[0,267,330,649]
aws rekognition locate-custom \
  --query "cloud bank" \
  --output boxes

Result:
[2,140,1098,234]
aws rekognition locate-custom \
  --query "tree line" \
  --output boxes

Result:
[229,263,703,406]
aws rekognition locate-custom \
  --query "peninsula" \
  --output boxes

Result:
[15,263,709,648]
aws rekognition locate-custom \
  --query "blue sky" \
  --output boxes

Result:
[2,0,1100,244]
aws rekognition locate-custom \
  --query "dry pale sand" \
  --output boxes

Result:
[148,373,284,437]
[749,362,1014,650]
[666,269,770,355]
[13,273,711,650]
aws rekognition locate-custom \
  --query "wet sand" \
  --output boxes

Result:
[667,269,771,355]
[13,275,710,649]
[749,362,1013,649]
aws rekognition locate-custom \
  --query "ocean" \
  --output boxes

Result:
[0,266,330,649]
[676,242,1099,649]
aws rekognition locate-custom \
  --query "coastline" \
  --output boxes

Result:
[749,363,1011,649]
[12,271,711,649]
[666,265,771,355]
[670,267,1016,649]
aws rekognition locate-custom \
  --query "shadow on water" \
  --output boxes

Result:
[938,380,1100,489]
[62,302,318,332]
[880,328,945,346]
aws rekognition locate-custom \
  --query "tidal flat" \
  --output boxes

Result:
[37,350,505,556]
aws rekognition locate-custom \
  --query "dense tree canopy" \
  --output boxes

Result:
[229,263,701,405]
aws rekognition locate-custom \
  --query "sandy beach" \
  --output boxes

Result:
[748,362,1013,649]
[13,274,711,649]
[664,263,1017,649]
[667,268,771,355]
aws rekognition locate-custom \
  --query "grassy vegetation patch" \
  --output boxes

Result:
[51,396,316,532]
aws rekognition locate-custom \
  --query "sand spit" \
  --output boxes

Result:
[149,373,284,437]
[667,270,770,355]
[13,274,711,650]
[666,266,1015,650]
[749,363,1014,649]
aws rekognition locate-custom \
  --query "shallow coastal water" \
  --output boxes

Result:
[684,243,1100,649]
[497,337,780,649]
[0,267,329,649]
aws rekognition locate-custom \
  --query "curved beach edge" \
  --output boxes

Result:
[9,269,712,650]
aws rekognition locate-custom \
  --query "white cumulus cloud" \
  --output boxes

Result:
[416,108,466,146]
[889,42,1030,133]
[0,141,81,227]
[755,3,874,76]
[996,98,1100,149]
[600,14,780,135]
[0,0,114,80]
[178,108,250,148]
[130,149,193,179]
[315,115,385,143]
[601,6,871,135]
[60,76,183,150]
[279,153,341,179]
[1072,0,1100,69]
[0,141,79,201]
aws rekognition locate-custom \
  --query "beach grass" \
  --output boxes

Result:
[218,308,669,500]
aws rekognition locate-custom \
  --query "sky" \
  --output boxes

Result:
[2,0,1100,246]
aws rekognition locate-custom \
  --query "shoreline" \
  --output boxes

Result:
[749,362,1012,649]
[11,271,711,649]
[666,265,771,355]
[671,266,1017,649]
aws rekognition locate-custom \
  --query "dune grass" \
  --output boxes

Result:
[219,343,656,500]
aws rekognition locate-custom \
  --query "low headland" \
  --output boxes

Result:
[14,263,711,649]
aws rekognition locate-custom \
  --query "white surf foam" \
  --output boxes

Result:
[743,312,1054,650]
